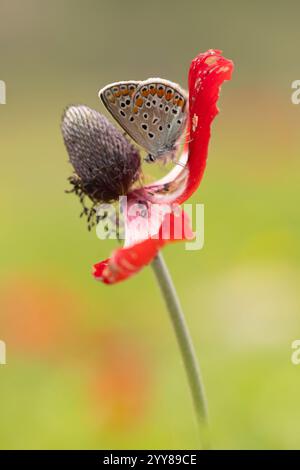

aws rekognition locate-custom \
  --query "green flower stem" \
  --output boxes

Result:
[152,252,209,449]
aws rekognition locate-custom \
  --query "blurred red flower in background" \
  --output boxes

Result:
[0,275,81,358]
[88,329,151,430]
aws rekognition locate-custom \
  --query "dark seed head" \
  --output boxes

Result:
[61,105,141,203]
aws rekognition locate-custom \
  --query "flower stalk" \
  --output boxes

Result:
[151,252,209,449]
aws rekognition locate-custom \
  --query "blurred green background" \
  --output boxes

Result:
[1,0,300,450]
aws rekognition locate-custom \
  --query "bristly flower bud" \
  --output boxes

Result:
[61,105,141,203]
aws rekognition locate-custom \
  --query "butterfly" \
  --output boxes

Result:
[99,78,188,163]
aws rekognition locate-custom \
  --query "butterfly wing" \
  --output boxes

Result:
[99,78,188,157]
[131,78,188,156]
[99,80,142,139]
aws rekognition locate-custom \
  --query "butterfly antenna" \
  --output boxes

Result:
[173,159,187,169]
[177,136,194,145]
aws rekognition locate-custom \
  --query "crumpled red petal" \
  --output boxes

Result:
[93,207,194,284]
[182,49,234,202]
[94,49,233,284]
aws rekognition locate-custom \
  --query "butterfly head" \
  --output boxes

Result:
[144,144,177,164]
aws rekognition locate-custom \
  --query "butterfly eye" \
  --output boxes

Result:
[147,154,156,162]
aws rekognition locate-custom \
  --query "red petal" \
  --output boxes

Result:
[179,49,234,203]
[93,207,193,284]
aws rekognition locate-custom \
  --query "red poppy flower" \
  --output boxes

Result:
[93,49,233,284]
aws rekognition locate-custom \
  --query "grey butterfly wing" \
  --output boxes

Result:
[99,80,141,139]
[131,78,188,156]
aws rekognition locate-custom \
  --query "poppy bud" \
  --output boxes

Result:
[61,105,141,203]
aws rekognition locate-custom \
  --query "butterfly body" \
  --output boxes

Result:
[99,78,188,163]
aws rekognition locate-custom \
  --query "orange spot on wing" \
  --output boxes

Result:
[157,89,164,98]
[150,87,157,95]
[133,106,139,114]
[135,98,144,107]
[121,90,129,96]
[165,91,174,101]
[177,98,184,108]
[141,90,150,97]
[114,90,121,97]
